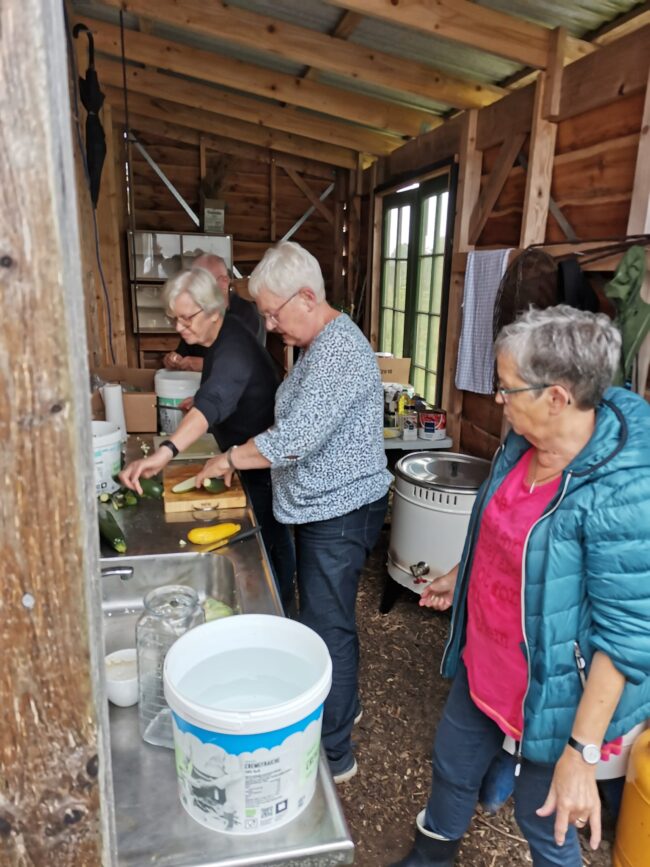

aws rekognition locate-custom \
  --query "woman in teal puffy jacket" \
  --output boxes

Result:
[392,305,650,867]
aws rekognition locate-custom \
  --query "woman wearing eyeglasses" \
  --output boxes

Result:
[119,266,296,611]
[391,305,650,867]
[195,241,392,784]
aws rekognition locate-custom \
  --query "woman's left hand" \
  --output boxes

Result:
[196,453,233,488]
[536,746,601,850]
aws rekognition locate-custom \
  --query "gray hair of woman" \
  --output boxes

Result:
[162,267,227,318]
[494,305,622,410]
[248,240,325,301]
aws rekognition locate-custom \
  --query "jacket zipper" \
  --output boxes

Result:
[515,471,573,776]
[574,641,587,689]
[440,445,504,674]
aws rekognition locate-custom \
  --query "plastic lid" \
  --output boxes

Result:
[395,451,491,493]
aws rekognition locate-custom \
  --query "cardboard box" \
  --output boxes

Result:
[376,356,412,384]
[91,367,157,433]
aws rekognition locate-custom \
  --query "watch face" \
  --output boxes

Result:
[583,744,601,765]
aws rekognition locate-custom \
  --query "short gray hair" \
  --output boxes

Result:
[162,267,226,317]
[494,305,621,409]
[248,241,325,301]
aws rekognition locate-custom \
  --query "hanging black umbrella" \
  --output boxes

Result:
[73,24,106,208]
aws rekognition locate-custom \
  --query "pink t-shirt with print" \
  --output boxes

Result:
[463,449,561,739]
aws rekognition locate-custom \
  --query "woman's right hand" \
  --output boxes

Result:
[419,564,459,610]
[119,450,171,495]
[163,351,183,370]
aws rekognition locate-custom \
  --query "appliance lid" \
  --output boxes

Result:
[395,452,491,493]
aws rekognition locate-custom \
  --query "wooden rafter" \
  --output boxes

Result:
[283,168,335,225]
[105,87,360,169]
[592,1,650,46]
[98,0,504,110]
[75,16,439,137]
[96,59,400,156]
[303,10,362,80]
[325,0,593,68]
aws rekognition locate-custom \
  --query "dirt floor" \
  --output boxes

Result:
[336,529,614,867]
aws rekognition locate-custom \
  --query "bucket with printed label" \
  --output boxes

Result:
[154,370,201,435]
[164,614,332,835]
[92,421,122,494]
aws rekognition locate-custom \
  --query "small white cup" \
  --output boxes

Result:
[105,648,138,707]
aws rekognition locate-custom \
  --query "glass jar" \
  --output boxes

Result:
[136,584,204,748]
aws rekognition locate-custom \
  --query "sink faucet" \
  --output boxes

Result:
[100,566,134,580]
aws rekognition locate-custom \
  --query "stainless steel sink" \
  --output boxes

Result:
[100,552,237,654]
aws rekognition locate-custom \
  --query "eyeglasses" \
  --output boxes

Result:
[169,308,204,327]
[496,383,551,399]
[263,291,300,326]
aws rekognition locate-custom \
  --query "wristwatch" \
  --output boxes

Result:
[160,439,179,458]
[226,446,238,470]
[567,736,601,765]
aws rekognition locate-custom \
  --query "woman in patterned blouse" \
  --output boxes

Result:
[198,241,392,783]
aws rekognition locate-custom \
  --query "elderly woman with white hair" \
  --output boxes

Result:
[197,241,392,783]
[119,266,296,610]
[391,305,650,867]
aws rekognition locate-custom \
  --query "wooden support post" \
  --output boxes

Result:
[269,156,277,242]
[542,27,566,122]
[627,68,650,235]
[1,0,114,863]
[369,176,383,349]
[96,102,129,365]
[442,110,482,450]
[332,169,347,306]
[364,161,378,341]
[468,132,526,245]
[520,74,557,248]
[346,156,363,313]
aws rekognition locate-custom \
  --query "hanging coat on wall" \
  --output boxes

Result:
[605,246,650,386]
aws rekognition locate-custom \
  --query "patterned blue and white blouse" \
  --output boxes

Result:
[255,314,391,524]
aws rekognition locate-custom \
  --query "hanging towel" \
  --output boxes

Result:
[456,248,512,394]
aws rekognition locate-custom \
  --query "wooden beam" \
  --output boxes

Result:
[303,10,363,81]
[559,24,650,121]
[107,88,360,169]
[97,58,399,156]
[520,74,557,247]
[76,15,438,137]
[469,132,526,246]
[1,0,111,863]
[627,68,650,235]
[283,168,334,225]
[442,110,482,450]
[542,27,566,122]
[99,0,504,110]
[592,2,650,46]
[325,0,593,68]
[117,112,336,180]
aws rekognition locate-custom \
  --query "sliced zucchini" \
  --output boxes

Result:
[171,475,200,494]
[98,506,127,553]
[203,477,226,494]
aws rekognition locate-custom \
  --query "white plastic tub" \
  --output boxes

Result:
[164,615,332,835]
[154,370,201,434]
[92,421,122,494]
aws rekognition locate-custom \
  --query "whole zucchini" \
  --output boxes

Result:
[98,506,127,553]
[139,477,164,499]
[187,522,241,546]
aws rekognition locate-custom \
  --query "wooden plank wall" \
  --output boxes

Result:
[129,130,335,279]
[371,26,649,462]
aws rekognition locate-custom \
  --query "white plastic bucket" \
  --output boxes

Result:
[164,614,332,835]
[154,370,201,434]
[596,721,648,780]
[92,421,122,494]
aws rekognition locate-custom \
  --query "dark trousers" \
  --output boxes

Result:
[295,493,388,773]
[424,662,582,867]
[241,469,296,613]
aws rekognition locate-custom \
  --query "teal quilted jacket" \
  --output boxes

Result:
[441,387,650,764]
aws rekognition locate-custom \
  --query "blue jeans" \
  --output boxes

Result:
[295,493,388,772]
[424,662,582,867]
[241,469,296,612]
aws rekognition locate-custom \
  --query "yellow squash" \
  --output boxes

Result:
[187,522,241,546]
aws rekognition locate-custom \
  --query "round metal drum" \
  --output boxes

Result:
[387,452,491,594]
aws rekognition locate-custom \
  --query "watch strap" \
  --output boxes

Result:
[160,439,179,458]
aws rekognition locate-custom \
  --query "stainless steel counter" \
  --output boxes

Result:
[101,443,354,867]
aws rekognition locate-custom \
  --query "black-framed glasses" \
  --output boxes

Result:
[168,308,204,327]
[263,291,300,326]
[496,383,551,399]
